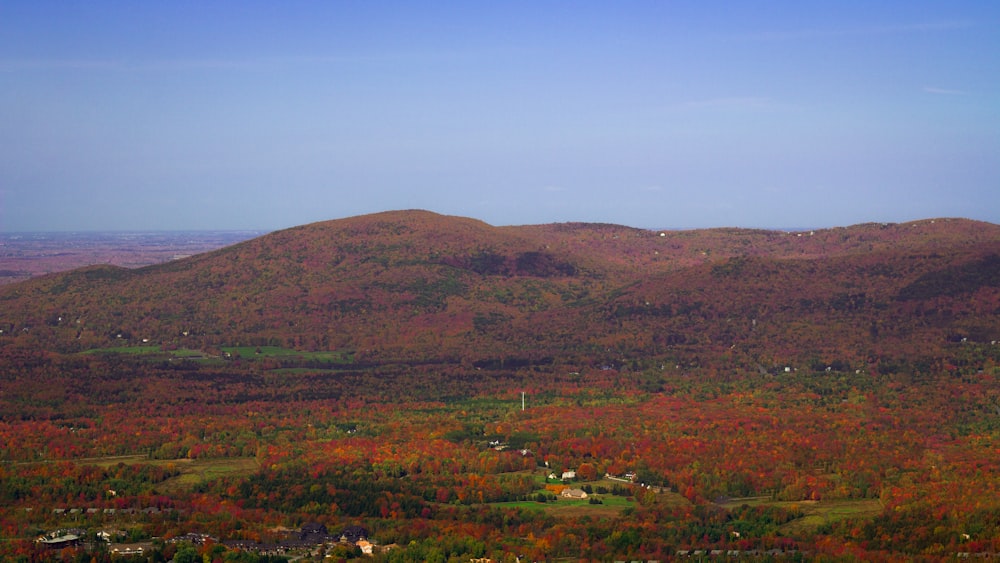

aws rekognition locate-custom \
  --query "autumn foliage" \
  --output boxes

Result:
[0,211,998,561]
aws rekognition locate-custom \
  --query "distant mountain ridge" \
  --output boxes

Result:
[0,230,263,286]
[1,210,998,371]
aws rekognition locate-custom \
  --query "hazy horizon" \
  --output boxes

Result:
[2,2,998,232]
[1,209,991,235]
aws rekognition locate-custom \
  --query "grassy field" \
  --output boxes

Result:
[80,346,213,361]
[220,346,350,363]
[82,345,163,355]
[84,454,152,467]
[484,472,670,518]
[489,494,635,518]
[71,455,260,494]
[716,497,884,534]
[80,344,352,364]
[152,458,260,494]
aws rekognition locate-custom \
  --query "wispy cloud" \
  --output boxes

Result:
[0,49,480,73]
[923,86,966,95]
[727,20,975,42]
[0,57,263,72]
[0,56,314,72]
[679,97,773,110]
[0,59,121,71]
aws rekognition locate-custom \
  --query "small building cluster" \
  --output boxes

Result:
[36,529,84,550]
[560,488,588,499]
[35,522,389,559]
[546,470,577,481]
[169,523,383,558]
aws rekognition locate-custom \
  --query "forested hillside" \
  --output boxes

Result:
[2,211,997,367]
[1,211,998,561]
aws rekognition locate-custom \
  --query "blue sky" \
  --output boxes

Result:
[1,1,998,231]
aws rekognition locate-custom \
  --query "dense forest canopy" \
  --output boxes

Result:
[1,211,998,561]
